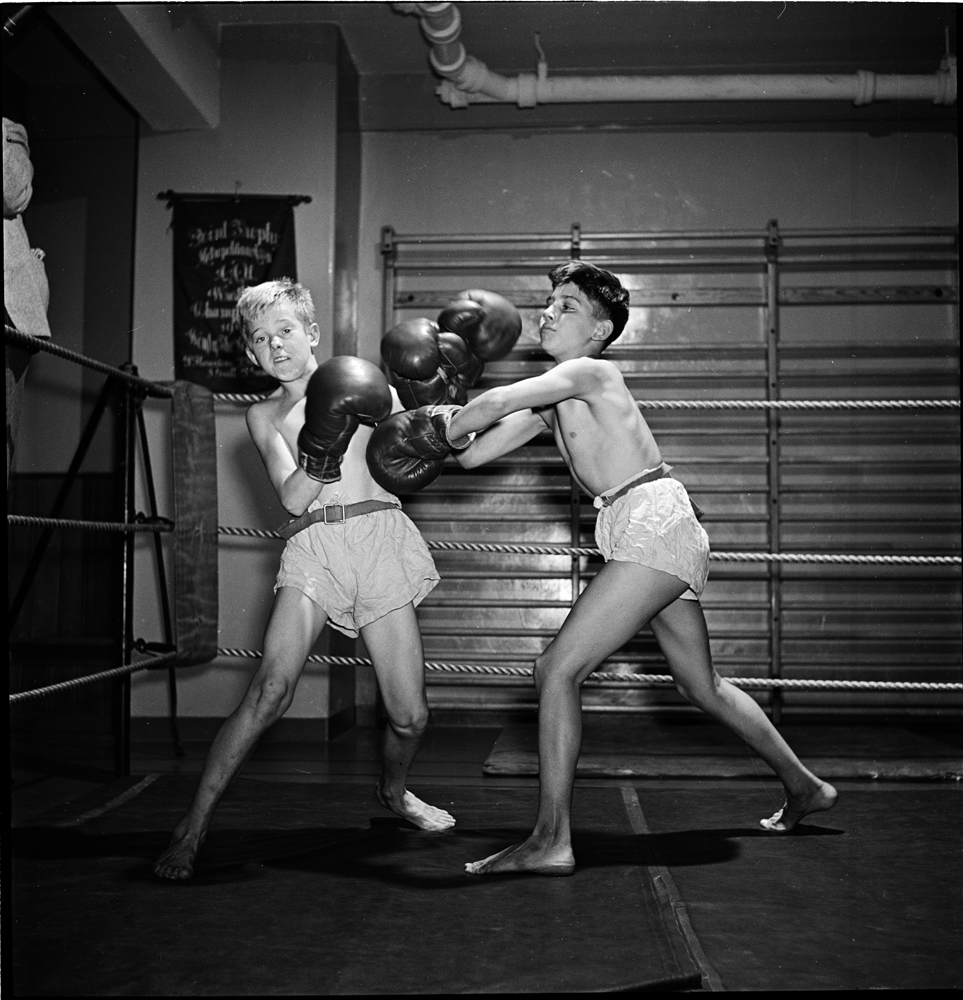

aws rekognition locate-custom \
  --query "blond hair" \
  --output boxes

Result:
[235,279,315,343]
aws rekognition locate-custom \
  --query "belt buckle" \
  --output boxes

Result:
[322,503,346,525]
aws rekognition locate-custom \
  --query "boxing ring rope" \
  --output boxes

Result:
[215,525,961,565]
[213,392,960,410]
[9,515,959,566]
[8,653,178,705]
[6,328,960,713]
[7,514,173,533]
[4,325,174,398]
[211,648,963,692]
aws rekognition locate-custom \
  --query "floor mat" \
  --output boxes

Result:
[634,782,963,991]
[11,775,702,995]
[484,717,963,779]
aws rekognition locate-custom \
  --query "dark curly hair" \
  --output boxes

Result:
[548,261,630,350]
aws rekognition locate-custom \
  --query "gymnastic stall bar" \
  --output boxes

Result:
[382,222,961,717]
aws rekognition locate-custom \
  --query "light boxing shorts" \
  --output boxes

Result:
[593,464,710,601]
[275,501,439,637]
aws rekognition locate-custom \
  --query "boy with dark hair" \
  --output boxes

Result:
[368,262,837,876]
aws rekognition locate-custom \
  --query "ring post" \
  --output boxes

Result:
[765,220,784,726]
[135,405,184,757]
[116,367,139,777]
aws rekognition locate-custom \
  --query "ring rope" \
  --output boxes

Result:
[8,324,956,415]
[636,399,960,410]
[216,527,961,564]
[213,648,961,691]
[212,392,961,410]
[7,516,956,565]
[4,326,174,398]
[7,514,174,534]
[8,652,177,704]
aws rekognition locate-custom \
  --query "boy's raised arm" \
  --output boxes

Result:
[246,404,323,517]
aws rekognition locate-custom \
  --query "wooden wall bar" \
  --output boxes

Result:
[383,225,961,716]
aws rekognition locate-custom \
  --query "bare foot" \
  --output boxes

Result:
[464,838,575,877]
[376,783,456,832]
[760,779,838,832]
[153,821,204,880]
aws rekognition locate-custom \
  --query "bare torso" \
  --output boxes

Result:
[538,360,663,497]
[249,388,390,510]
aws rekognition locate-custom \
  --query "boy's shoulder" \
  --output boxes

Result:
[557,355,624,387]
[245,389,291,432]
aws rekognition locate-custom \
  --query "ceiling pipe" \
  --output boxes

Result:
[394,1,956,108]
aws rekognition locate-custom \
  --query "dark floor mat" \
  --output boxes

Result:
[11,775,701,995]
[484,717,963,779]
[634,782,963,991]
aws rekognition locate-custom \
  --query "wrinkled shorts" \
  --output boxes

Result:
[595,476,710,600]
[275,507,439,637]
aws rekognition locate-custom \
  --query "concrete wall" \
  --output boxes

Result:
[130,28,343,720]
[356,129,958,359]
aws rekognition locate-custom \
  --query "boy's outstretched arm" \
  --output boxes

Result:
[450,358,609,442]
[454,408,547,469]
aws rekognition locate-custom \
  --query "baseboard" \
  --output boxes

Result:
[131,706,357,744]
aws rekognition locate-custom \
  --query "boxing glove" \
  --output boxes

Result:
[298,356,392,483]
[437,289,522,362]
[366,405,472,494]
[436,330,484,403]
[381,317,452,408]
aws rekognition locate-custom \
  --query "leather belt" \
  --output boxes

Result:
[596,467,705,522]
[277,500,400,540]
[596,466,670,507]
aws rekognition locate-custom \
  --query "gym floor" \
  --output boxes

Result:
[10,714,963,993]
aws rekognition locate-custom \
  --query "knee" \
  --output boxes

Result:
[533,650,581,693]
[387,703,429,740]
[248,675,293,722]
[674,670,724,707]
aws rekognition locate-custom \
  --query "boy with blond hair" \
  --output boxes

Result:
[154,279,452,880]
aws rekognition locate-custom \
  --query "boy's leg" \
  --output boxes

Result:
[467,560,688,876]
[153,587,327,879]
[649,599,837,830]
[361,603,455,831]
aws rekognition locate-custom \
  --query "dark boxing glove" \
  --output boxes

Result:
[366,404,472,494]
[436,289,522,362]
[381,317,453,408]
[436,330,484,402]
[298,356,392,483]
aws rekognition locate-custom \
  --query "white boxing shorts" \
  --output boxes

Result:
[594,470,710,601]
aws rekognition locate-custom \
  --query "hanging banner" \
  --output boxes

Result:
[171,196,301,393]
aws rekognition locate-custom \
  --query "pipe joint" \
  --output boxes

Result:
[437,79,470,108]
[448,54,495,94]
[853,69,876,106]
[429,43,467,78]
[516,72,538,108]
[934,56,956,106]
[417,1,462,47]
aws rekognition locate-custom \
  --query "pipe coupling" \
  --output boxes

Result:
[933,56,956,106]
[516,73,538,108]
[429,43,467,78]
[853,69,876,106]
[417,1,462,47]
[446,54,492,94]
